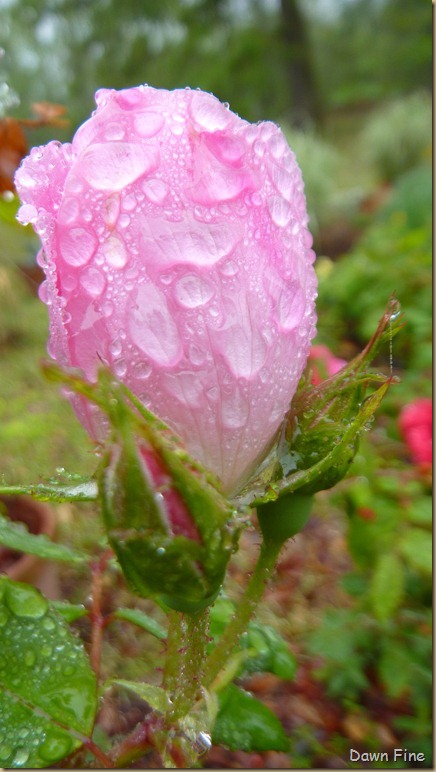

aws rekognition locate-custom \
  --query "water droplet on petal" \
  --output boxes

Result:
[17,204,38,224]
[129,284,182,366]
[189,91,232,131]
[133,111,165,137]
[174,274,214,308]
[79,142,159,191]
[142,178,169,204]
[267,195,292,227]
[113,358,127,377]
[102,235,128,268]
[103,194,120,225]
[79,266,105,297]
[59,226,98,267]
[221,387,249,429]
[134,361,152,379]
[103,122,125,141]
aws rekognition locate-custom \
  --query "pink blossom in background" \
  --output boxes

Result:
[398,398,433,467]
[308,344,346,385]
[15,86,317,494]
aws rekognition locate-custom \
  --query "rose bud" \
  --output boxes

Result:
[15,85,317,497]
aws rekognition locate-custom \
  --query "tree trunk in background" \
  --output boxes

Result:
[279,0,322,128]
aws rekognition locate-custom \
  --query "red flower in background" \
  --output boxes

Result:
[308,344,346,385]
[399,398,433,467]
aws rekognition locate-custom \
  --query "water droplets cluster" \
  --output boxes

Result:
[0,578,94,766]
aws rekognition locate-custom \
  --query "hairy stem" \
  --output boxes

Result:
[203,540,281,689]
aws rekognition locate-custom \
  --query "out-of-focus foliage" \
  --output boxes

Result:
[359,92,431,183]
[0,0,432,138]
[316,165,432,374]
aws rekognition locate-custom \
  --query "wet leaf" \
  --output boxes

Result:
[0,577,97,768]
[212,684,289,752]
[0,514,89,564]
[114,607,167,639]
[110,679,170,714]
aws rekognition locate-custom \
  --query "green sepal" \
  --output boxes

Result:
[46,365,238,613]
[238,298,401,508]
[256,493,313,546]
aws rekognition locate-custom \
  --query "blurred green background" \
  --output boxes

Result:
[0,0,432,767]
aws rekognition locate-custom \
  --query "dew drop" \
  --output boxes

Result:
[113,358,127,377]
[221,388,249,429]
[79,142,159,191]
[189,91,232,131]
[134,361,152,379]
[59,226,98,267]
[102,235,128,268]
[103,193,120,226]
[109,338,122,357]
[17,203,38,224]
[41,643,53,657]
[12,748,29,767]
[219,259,239,277]
[103,122,125,141]
[24,650,36,667]
[142,178,170,204]
[5,583,48,619]
[267,195,292,227]
[101,300,114,318]
[174,274,214,308]
[79,266,105,297]
[38,735,73,762]
[133,111,165,138]
[42,617,56,631]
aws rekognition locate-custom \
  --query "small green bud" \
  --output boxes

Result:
[256,493,313,546]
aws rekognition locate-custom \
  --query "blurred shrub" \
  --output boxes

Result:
[307,440,432,757]
[360,92,431,183]
[284,127,363,235]
[315,167,432,373]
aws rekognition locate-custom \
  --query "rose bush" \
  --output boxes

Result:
[15,86,317,494]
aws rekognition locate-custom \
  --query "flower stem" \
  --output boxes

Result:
[203,539,281,689]
[163,608,210,721]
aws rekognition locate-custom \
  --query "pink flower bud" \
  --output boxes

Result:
[15,86,317,494]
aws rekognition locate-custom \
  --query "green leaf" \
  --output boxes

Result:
[0,514,89,564]
[406,497,432,528]
[242,623,297,680]
[213,684,289,752]
[0,577,97,768]
[50,601,88,622]
[114,607,167,640]
[110,679,170,714]
[399,528,432,575]
[369,553,404,622]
